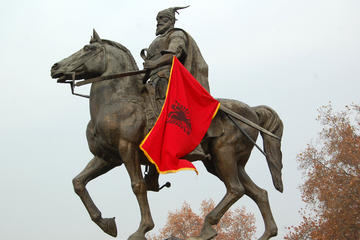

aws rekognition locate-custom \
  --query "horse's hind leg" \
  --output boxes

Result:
[238,166,278,240]
[72,156,118,237]
[190,146,245,240]
[119,140,154,240]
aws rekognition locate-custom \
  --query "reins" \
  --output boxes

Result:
[75,69,148,87]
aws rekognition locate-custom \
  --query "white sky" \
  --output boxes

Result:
[1,0,359,239]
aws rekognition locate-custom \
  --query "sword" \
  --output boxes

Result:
[219,105,281,140]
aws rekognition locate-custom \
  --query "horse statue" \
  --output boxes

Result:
[50,30,284,240]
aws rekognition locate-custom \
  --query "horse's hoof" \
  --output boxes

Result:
[258,232,277,240]
[99,217,117,237]
[258,224,277,239]
[128,233,147,240]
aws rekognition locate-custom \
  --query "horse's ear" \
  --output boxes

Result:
[90,29,102,43]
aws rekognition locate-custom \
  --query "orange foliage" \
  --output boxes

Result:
[285,104,360,240]
[148,199,256,240]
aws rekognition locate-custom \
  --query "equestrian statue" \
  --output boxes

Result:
[50,6,284,240]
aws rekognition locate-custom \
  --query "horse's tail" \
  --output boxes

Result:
[254,105,284,193]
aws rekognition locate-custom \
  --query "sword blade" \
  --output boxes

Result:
[219,105,281,140]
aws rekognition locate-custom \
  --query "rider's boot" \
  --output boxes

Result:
[184,144,211,162]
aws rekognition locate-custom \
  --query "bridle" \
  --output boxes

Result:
[58,44,107,98]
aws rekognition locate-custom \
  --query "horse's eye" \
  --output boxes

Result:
[83,45,95,51]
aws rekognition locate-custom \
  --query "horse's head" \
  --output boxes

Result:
[51,29,108,82]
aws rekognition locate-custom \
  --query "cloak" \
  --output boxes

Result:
[170,28,210,93]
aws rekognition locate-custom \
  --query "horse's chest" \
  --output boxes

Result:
[92,103,144,145]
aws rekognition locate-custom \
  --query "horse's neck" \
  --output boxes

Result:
[89,50,142,106]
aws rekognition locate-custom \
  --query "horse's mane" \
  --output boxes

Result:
[102,39,139,71]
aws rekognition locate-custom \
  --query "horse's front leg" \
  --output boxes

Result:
[72,156,118,237]
[119,139,154,240]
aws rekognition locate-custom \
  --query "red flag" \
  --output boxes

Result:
[140,56,220,174]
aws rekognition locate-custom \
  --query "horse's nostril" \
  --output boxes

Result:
[52,63,59,70]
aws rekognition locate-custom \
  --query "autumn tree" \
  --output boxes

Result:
[148,199,256,240]
[285,104,360,240]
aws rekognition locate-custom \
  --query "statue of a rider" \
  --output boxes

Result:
[142,6,210,113]
[141,6,212,191]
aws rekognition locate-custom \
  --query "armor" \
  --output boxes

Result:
[142,29,188,113]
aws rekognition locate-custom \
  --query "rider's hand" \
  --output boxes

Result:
[143,60,156,70]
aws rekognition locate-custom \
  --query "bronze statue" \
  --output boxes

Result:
[50,7,284,240]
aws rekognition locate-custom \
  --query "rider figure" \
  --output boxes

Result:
[141,6,211,191]
[142,6,210,115]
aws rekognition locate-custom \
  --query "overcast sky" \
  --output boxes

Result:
[1,0,359,239]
